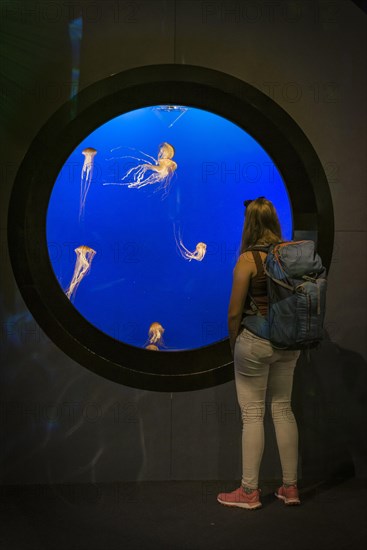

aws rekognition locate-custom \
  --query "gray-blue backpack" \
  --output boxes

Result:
[242,240,327,351]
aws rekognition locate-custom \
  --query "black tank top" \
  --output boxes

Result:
[243,250,268,316]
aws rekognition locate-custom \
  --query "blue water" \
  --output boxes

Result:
[46,105,292,350]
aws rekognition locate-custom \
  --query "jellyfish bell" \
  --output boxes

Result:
[78,244,96,257]
[145,344,159,351]
[158,142,175,160]
[174,225,207,262]
[196,242,207,255]
[189,241,207,262]
[82,147,98,159]
[65,245,96,301]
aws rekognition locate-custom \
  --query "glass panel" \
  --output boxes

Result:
[46,105,292,350]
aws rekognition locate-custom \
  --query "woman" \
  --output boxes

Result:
[217,197,301,510]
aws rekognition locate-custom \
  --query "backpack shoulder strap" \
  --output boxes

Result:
[248,243,273,251]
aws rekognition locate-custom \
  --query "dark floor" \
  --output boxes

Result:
[0,477,366,550]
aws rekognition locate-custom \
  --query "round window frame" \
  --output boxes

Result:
[8,64,334,392]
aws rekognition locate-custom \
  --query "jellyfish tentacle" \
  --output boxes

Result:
[155,166,177,197]
[174,224,192,257]
[109,146,158,165]
[79,148,97,221]
[173,224,185,257]
[174,225,207,262]
[144,322,165,349]
[129,147,158,164]
[80,163,93,217]
[65,246,96,301]
[106,155,149,163]
[120,165,142,181]
[103,143,176,195]
[122,164,150,186]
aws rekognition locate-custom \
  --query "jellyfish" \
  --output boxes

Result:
[79,147,97,220]
[174,225,207,262]
[103,142,177,197]
[65,245,96,301]
[145,344,159,351]
[147,322,165,347]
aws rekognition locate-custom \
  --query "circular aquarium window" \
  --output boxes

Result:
[8,65,334,391]
[46,105,293,350]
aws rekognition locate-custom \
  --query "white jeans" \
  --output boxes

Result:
[234,328,301,489]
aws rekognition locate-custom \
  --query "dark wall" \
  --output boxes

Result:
[0,0,366,485]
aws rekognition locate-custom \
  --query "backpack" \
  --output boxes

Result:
[242,240,327,351]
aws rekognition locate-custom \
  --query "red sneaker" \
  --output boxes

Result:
[274,484,300,505]
[217,486,262,510]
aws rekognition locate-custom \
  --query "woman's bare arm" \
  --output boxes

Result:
[228,252,254,355]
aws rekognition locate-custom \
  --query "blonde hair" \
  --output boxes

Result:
[240,197,283,253]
